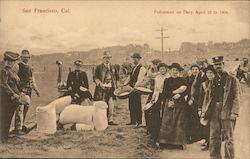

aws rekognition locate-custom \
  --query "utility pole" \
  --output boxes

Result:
[156,27,169,60]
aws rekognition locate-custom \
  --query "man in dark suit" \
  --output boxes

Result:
[127,53,146,127]
[67,60,92,104]
[208,56,240,159]
[93,51,119,125]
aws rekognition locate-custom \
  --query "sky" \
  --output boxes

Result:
[0,1,249,55]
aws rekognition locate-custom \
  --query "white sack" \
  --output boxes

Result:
[49,96,72,114]
[93,101,108,131]
[59,105,93,125]
[76,123,94,131]
[36,104,57,134]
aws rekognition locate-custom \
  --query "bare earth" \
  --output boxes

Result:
[0,71,249,158]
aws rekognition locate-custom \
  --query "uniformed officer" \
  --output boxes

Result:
[209,56,240,159]
[0,51,20,143]
[67,60,92,104]
[14,50,40,135]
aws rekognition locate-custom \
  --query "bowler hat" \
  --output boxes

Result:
[212,56,224,64]
[168,63,184,71]
[204,65,216,74]
[131,53,142,59]
[103,51,112,58]
[74,60,83,66]
[4,51,19,61]
[152,59,161,65]
[190,64,200,70]
[21,50,30,58]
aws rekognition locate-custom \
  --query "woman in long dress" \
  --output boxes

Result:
[148,62,169,142]
[157,63,188,149]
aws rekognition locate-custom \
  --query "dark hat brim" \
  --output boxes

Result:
[168,65,184,71]
[131,56,142,59]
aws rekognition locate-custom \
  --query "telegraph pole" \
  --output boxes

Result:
[156,27,169,59]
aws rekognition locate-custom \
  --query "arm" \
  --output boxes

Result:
[66,72,72,89]
[32,74,39,92]
[198,83,206,111]
[82,72,89,89]
[230,76,240,116]
[1,69,19,97]
[135,66,146,86]
[93,65,102,86]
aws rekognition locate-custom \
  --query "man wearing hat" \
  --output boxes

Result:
[0,51,20,142]
[93,51,119,126]
[208,56,240,159]
[127,53,146,127]
[67,59,92,104]
[13,50,40,135]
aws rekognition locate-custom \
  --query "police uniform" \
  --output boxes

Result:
[66,60,92,104]
[0,51,20,142]
[208,56,240,159]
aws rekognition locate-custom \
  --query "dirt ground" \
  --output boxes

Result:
[0,71,249,158]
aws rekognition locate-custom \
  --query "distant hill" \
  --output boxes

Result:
[0,39,249,72]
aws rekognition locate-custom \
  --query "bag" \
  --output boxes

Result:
[93,101,108,131]
[49,96,72,114]
[36,104,57,134]
[76,123,94,131]
[59,105,93,125]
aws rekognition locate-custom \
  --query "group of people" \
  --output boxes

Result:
[127,54,240,159]
[0,49,242,159]
[0,50,40,143]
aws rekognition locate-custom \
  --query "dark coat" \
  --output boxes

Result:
[66,70,92,100]
[200,72,240,120]
[93,63,119,101]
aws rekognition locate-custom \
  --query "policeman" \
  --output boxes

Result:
[67,60,92,104]
[0,51,20,143]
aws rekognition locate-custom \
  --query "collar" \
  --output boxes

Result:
[20,61,29,65]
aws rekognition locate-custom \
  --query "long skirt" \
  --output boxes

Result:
[158,98,187,145]
[186,103,203,143]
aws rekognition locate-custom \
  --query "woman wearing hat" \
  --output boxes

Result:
[0,51,21,143]
[147,62,169,142]
[197,64,217,151]
[157,63,188,149]
[144,59,161,132]
[185,64,203,144]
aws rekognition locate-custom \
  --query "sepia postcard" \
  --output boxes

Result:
[0,0,249,158]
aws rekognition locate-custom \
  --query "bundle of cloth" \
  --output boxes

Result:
[36,96,108,134]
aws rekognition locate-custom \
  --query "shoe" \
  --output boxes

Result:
[16,129,25,135]
[134,123,143,128]
[126,122,136,125]
[108,121,118,126]
[201,145,209,151]
[201,141,208,147]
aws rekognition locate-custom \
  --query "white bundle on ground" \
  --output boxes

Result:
[76,123,94,131]
[59,105,93,125]
[36,104,57,134]
[93,101,108,131]
[49,96,72,114]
